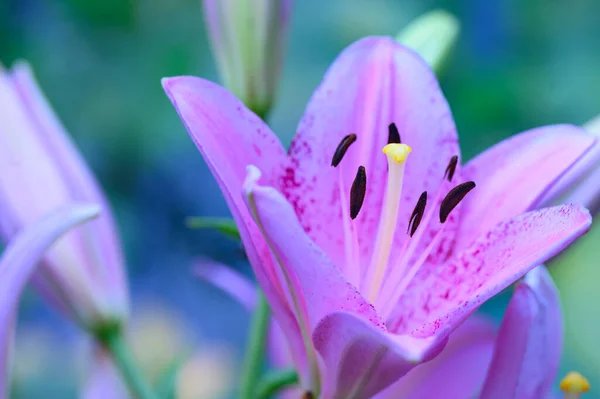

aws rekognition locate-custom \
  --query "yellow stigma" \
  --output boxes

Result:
[366,143,412,302]
[383,143,412,163]
[560,371,590,394]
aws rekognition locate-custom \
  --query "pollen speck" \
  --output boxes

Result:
[560,371,590,394]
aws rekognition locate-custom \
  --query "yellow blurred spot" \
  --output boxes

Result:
[383,143,412,163]
[560,371,590,393]
[176,347,235,399]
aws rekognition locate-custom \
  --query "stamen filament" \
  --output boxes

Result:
[379,223,448,317]
[376,182,447,313]
[338,167,361,286]
[366,143,411,302]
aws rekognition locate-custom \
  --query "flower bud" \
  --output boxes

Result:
[0,62,129,330]
[202,0,292,118]
[396,9,460,74]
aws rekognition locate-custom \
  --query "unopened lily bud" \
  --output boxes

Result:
[0,62,129,331]
[202,0,292,118]
[396,9,460,74]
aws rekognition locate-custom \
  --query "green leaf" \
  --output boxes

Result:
[255,368,300,399]
[185,217,240,240]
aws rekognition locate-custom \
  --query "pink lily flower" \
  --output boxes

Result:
[196,261,569,399]
[0,204,100,396]
[0,62,129,329]
[163,37,593,397]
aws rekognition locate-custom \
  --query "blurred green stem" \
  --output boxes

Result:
[101,329,159,399]
[256,368,300,399]
[240,292,271,399]
[253,106,270,121]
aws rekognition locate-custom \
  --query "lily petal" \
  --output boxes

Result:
[280,37,460,284]
[313,311,446,399]
[244,166,385,392]
[456,125,596,251]
[389,204,590,336]
[82,349,128,399]
[0,204,100,395]
[193,258,257,310]
[244,166,383,330]
[193,258,293,368]
[376,317,495,399]
[161,77,308,380]
[480,266,561,399]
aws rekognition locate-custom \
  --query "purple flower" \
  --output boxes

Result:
[198,262,574,399]
[0,63,129,329]
[202,0,292,116]
[164,37,593,397]
[0,204,100,395]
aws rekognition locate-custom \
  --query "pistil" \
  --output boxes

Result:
[366,143,412,302]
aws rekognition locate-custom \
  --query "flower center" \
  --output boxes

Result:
[330,123,475,310]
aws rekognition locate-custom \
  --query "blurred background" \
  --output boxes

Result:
[1,0,600,397]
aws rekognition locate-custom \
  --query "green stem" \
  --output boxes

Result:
[101,329,159,399]
[240,292,271,399]
[252,105,270,121]
[255,368,300,399]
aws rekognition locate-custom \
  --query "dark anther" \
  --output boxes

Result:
[408,191,427,237]
[302,392,315,399]
[388,123,401,144]
[444,155,459,182]
[440,181,476,223]
[350,166,367,219]
[331,134,357,167]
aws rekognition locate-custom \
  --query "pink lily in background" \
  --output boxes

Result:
[82,350,129,399]
[0,204,100,396]
[164,37,594,397]
[0,63,129,330]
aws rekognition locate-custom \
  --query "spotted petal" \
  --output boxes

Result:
[389,204,590,336]
[313,311,446,399]
[244,166,384,328]
[456,125,596,251]
[375,317,495,399]
[280,37,460,287]
[244,166,385,392]
[161,77,309,382]
[480,266,561,399]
